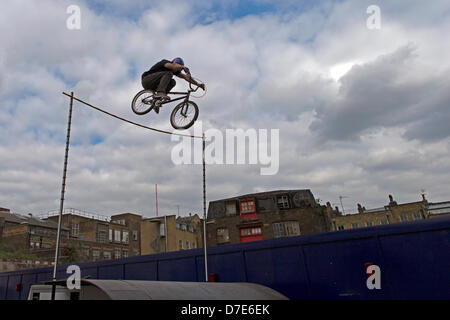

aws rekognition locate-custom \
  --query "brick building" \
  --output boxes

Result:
[141,213,203,255]
[330,194,432,231]
[206,189,330,246]
[0,210,70,260]
[43,209,142,262]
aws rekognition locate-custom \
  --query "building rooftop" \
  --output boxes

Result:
[39,208,111,222]
[0,211,66,229]
[210,189,314,203]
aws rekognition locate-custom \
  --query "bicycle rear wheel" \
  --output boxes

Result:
[131,90,155,115]
[170,101,199,130]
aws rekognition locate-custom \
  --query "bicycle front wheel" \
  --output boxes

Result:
[131,90,155,115]
[170,101,199,130]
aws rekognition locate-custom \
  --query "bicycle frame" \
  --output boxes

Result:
[143,83,200,108]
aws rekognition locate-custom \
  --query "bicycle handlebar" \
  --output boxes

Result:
[187,76,205,94]
[188,82,202,93]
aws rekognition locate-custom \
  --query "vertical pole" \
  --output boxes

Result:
[155,184,159,217]
[339,196,346,215]
[164,215,168,252]
[52,91,74,300]
[202,133,208,282]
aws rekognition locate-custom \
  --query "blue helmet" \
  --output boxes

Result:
[172,57,184,65]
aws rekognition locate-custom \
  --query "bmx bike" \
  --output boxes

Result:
[131,82,203,130]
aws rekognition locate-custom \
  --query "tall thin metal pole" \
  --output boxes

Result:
[52,91,74,299]
[155,184,159,217]
[164,215,168,252]
[202,133,208,282]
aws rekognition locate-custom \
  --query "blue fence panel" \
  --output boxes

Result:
[6,275,22,300]
[302,237,386,299]
[158,257,197,281]
[98,263,124,279]
[124,260,158,280]
[379,228,450,299]
[0,276,8,300]
[206,251,247,282]
[81,266,98,279]
[20,273,37,300]
[244,245,309,299]
[36,271,52,283]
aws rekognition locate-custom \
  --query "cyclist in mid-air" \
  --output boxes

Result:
[141,57,205,113]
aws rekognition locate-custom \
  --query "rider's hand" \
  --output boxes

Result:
[199,83,205,91]
[183,67,191,76]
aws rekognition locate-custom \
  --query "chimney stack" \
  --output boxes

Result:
[357,204,364,214]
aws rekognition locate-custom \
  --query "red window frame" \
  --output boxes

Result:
[239,198,257,220]
[239,226,263,243]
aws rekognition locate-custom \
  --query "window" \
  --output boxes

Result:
[81,248,89,257]
[240,199,256,214]
[193,241,197,248]
[114,230,121,242]
[181,224,187,231]
[92,250,100,261]
[97,231,107,243]
[179,240,183,250]
[366,221,374,227]
[225,201,237,215]
[413,212,421,220]
[109,229,113,242]
[114,249,121,259]
[351,223,359,229]
[188,225,194,232]
[240,227,262,236]
[276,195,290,209]
[239,199,257,220]
[122,231,129,244]
[216,228,230,243]
[400,214,408,222]
[380,219,389,225]
[272,221,300,238]
[240,226,263,243]
[338,225,345,230]
[113,219,126,226]
[186,241,190,249]
[133,250,139,256]
[103,251,111,260]
[122,251,128,258]
[132,231,138,241]
[72,223,79,237]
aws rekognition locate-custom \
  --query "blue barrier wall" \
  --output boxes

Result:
[1,216,449,300]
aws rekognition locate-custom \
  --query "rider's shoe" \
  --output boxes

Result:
[154,92,170,101]
[153,104,160,114]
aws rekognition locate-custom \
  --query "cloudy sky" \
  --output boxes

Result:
[1,0,449,218]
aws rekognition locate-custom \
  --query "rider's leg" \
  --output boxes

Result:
[141,71,173,114]
[166,79,176,93]
[155,71,173,98]
[142,71,173,95]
